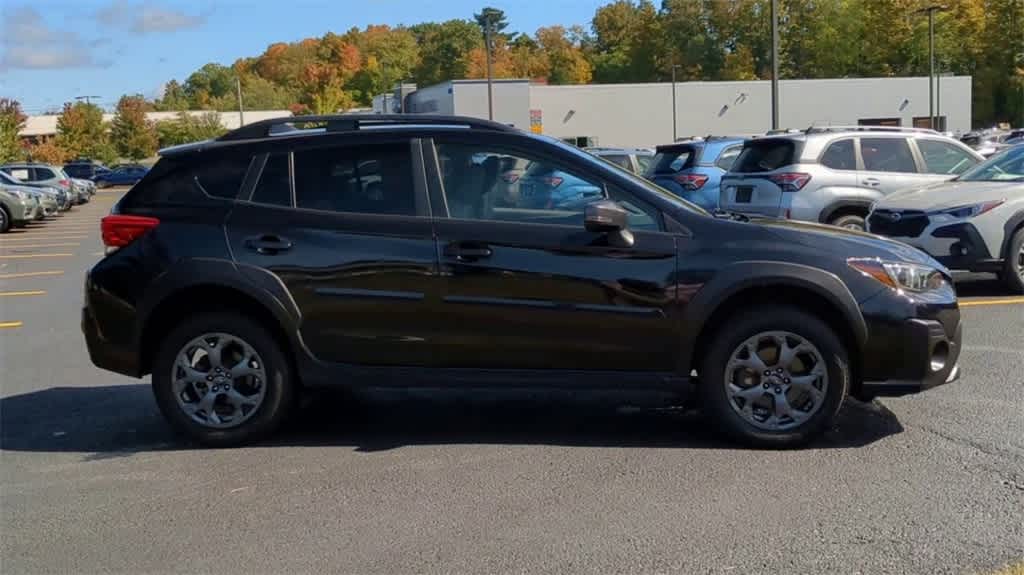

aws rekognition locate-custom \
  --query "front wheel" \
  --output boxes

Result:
[152,313,295,447]
[700,306,850,448]
[1002,228,1024,294]
[829,214,867,231]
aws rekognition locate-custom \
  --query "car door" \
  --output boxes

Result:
[424,135,679,373]
[857,136,924,195]
[225,135,441,367]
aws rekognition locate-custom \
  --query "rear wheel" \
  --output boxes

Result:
[700,307,849,447]
[829,213,867,231]
[0,206,10,233]
[1002,228,1024,294]
[152,313,294,447]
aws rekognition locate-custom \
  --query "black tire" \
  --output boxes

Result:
[0,206,10,233]
[1002,228,1024,295]
[700,306,850,448]
[152,313,294,447]
[829,213,866,231]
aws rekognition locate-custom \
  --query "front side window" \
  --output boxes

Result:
[251,153,291,207]
[959,146,1024,182]
[860,138,917,173]
[35,168,56,180]
[917,140,977,175]
[820,139,856,171]
[437,143,661,230]
[294,143,415,216]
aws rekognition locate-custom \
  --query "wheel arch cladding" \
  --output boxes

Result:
[1000,210,1024,259]
[680,262,867,382]
[819,198,874,224]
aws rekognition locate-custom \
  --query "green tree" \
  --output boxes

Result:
[111,95,158,160]
[411,20,482,86]
[590,0,661,83]
[154,79,189,111]
[345,26,420,105]
[55,102,109,160]
[536,26,593,84]
[184,63,237,108]
[239,74,298,110]
[0,98,27,163]
[155,112,228,147]
[474,7,509,36]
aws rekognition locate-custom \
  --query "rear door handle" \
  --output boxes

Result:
[444,242,493,262]
[862,177,881,187]
[245,234,292,255]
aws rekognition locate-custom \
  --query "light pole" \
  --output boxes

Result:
[770,0,780,130]
[671,64,681,141]
[915,5,948,130]
[235,77,245,126]
[485,21,494,121]
[75,95,101,106]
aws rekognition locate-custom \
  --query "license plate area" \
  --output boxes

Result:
[735,186,753,203]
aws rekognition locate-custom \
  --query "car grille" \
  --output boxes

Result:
[868,209,929,237]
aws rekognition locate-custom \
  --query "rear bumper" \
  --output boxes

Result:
[859,318,962,398]
[82,304,142,377]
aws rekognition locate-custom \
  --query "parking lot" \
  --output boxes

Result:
[1,189,1022,574]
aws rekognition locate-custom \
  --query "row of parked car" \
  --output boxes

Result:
[0,163,97,232]
[64,160,150,188]
[580,126,1023,293]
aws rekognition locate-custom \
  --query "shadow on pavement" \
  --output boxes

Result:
[0,384,903,456]
[953,274,1012,298]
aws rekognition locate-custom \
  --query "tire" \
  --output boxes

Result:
[0,206,10,233]
[1002,228,1024,295]
[152,313,295,447]
[829,213,866,231]
[700,306,850,448]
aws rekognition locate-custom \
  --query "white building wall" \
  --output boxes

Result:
[529,77,971,147]
[405,82,456,115]
[452,80,531,129]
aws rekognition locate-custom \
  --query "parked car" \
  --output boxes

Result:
[83,114,962,448]
[868,145,1024,293]
[0,162,82,205]
[720,126,984,231]
[0,170,71,211]
[64,160,109,181]
[71,178,96,201]
[0,186,40,232]
[644,137,746,211]
[93,164,149,188]
[586,147,655,174]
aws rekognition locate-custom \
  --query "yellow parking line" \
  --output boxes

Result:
[0,290,45,297]
[0,234,89,240]
[961,297,1024,307]
[0,253,73,259]
[0,243,80,249]
[0,321,23,329]
[0,270,64,280]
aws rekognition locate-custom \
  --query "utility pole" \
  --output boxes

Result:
[75,95,101,106]
[485,21,494,121]
[671,64,681,141]
[235,77,245,126]
[915,5,948,130]
[770,0,780,130]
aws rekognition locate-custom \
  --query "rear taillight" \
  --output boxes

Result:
[501,172,520,184]
[541,176,563,188]
[101,215,159,248]
[768,173,811,192]
[60,179,70,187]
[673,173,709,190]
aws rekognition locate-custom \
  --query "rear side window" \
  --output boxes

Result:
[194,154,252,199]
[35,168,56,180]
[820,139,856,170]
[602,154,632,170]
[860,138,917,173]
[251,153,291,207]
[732,140,798,173]
[121,153,249,208]
[649,147,696,175]
[715,145,742,171]
[293,143,415,216]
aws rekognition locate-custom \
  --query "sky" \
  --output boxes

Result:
[1,0,608,114]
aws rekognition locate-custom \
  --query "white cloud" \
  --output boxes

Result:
[0,6,97,70]
[96,1,207,34]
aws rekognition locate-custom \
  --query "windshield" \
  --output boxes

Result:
[538,135,711,216]
[958,145,1024,182]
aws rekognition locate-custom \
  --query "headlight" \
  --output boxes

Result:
[848,258,948,292]
[8,189,28,200]
[929,200,1004,220]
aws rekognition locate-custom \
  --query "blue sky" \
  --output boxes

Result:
[2,0,608,114]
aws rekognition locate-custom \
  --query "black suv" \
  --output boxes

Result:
[83,115,962,447]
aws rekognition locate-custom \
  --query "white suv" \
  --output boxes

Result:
[719,127,984,231]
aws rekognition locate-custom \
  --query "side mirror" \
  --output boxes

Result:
[584,200,629,232]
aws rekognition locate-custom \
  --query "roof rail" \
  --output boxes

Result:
[805,125,940,135]
[218,114,518,141]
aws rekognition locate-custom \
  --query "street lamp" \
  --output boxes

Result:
[484,20,494,121]
[914,4,949,130]
[671,64,681,141]
[770,0,780,130]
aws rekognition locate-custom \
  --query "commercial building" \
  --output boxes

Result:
[17,110,293,144]
[382,77,971,148]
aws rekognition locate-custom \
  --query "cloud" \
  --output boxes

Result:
[0,6,97,70]
[96,1,207,34]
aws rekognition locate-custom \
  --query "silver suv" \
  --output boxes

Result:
[719,127,984,230]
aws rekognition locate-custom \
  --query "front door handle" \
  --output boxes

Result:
[862,177,881,187]
[444,242,493,262]
[245,234,292,255]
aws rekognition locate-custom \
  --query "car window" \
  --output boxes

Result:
[7,168,31,181]
[602,154,633,171]
[860,138,917,173]
[293,143,415,216]
[635,155,653,173]
[194,154,251,199]
[732,140,798,172]
[35,168,55,180]
[649,147,695,175]
[820,139,856,171]
[437,143,660,231]
[251,153,292,207]
[917,140,977,175]
[959,146,1024,182]
[715,145,743,171]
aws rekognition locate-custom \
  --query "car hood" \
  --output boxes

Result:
[876,180,1021,211]
[753,217,941,268]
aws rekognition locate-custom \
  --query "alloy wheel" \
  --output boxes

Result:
[1018,243,1024,280]
[724,331,829,431]
[172,332,267,429]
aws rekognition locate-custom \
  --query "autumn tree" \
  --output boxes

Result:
[0,98,27,163]
[26,141,66,165]
[55,102,109,160]
[346,26,420,104]
[111,95,158,160]
[536,26,593,84]
[411,20,482,86]
[299,36,362,113]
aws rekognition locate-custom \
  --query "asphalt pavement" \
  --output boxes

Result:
[1,191,1022,574]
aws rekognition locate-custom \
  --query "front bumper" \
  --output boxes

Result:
[868,214,1002,273]
[859,317,962,398]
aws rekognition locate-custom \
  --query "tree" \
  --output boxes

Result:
[346,26,420,105]
[0,98,27,163]
[154,80,189,111]
[536,26,593,84]
[55,102,108,160]
[474,7,510,38]
[26,141,66,165]
[239,74,298,110]
[184,63,237,108]
[155,112,228,148]
[590,0,661,83]
[411,20,482,86]
[111,95,158,160]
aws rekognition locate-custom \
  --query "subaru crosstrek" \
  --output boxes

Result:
[83,115,962,448]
